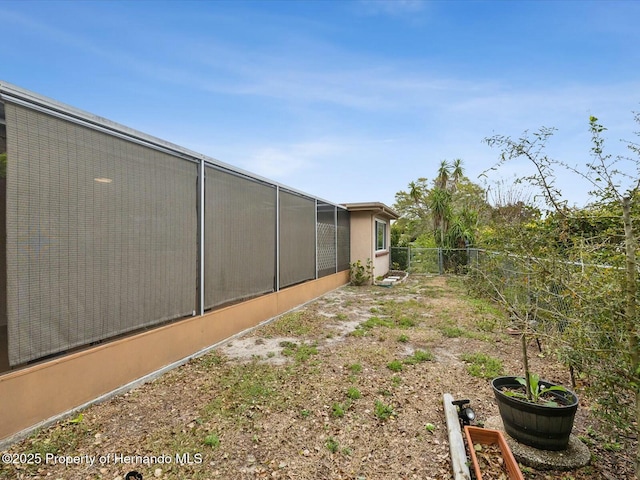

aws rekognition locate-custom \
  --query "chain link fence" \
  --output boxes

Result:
[391,246,620,331]
[390,247,476,275]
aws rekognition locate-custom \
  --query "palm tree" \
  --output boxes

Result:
[435,160,450,190]
[429,187,452,247]
[451,159,464,188]
[408,181,422,204]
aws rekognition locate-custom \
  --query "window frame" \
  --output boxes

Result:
[375,218,387,252]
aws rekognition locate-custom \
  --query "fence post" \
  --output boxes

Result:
[438,248,443,275]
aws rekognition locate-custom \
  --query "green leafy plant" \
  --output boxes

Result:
[204,433,220,448]
[331,402,346,418]
[503,373,570,406]
[374,400,395,421]
[346,387,362,400]
[325,436,339,453]
[387,360,403,372]
[350,259,374,286]
[348,363,362,374]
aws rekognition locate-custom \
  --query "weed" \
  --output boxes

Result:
[204,433,220,448]
[475,317,498,333]
[350,259,373,286]
[391,376,402,386]
[280,341,318,362]
[197,352,225,368]
[336,313,348,321]
[603,442,623,452]
[404,349,434,364]
[387,360,403,372]
[578,435,594,446]
[265,311,314,336]
[326,436,340,453]
[25,420,88,458]
[374,400,395,421]
[441,326,464,338]
[331,403,346,418]
[359,316,394,330]
[398,317,417,328]
[300,409,311,418]
[425,423,436,433]
[202,361,285,421]
[346,387,362,400]
[461,352,504,379]
[397,334,409,343]
[293,343,318,362]
[348,363,363,374]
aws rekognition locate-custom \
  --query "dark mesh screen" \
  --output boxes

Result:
[337,208,350,272]
[279,190,315,287]
[4,102,197,366]
[204,166,276,308]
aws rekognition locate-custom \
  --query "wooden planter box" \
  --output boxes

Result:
[464,426,524,480]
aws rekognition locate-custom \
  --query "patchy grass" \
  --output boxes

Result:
[346,386,362,400]
[461,352,504,379]
[1,275,618,480]
[387,360,404,372]
[280,341,318,362]
[404,349,434,365]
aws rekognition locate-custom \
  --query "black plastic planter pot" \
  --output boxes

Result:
[492,376,579,451]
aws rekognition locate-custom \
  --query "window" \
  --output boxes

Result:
[375,219,387,251]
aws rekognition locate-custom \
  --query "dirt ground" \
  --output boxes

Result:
[0,275,634,479]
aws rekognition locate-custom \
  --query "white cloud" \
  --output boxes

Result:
[237,141,347,180]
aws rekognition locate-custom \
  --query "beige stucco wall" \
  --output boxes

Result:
[0,271,349,445]
[348,211,392,279]
[349,211,373,268]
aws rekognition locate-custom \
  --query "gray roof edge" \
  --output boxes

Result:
[342,202,399,219]
[0,80,347,210]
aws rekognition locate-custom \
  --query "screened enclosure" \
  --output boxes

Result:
[0,82,350,369]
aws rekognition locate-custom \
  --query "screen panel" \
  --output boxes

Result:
[279,190,315,288]
[317,202,336,278]
[337,208,350,272]
[5,102,197,366]
[204,166,277,309]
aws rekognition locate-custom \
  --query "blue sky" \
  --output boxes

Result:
[2,0,640,209]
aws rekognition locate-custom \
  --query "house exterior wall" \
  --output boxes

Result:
[348,210,393,279]
[0,270,348,445]
[0,81,354,445]
[349,211,373,270]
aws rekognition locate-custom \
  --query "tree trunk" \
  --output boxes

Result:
[622,196,639,479]
[521,332,532,402]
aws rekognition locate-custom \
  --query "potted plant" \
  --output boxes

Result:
[481,277,579,450]
[492,373,579,450]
